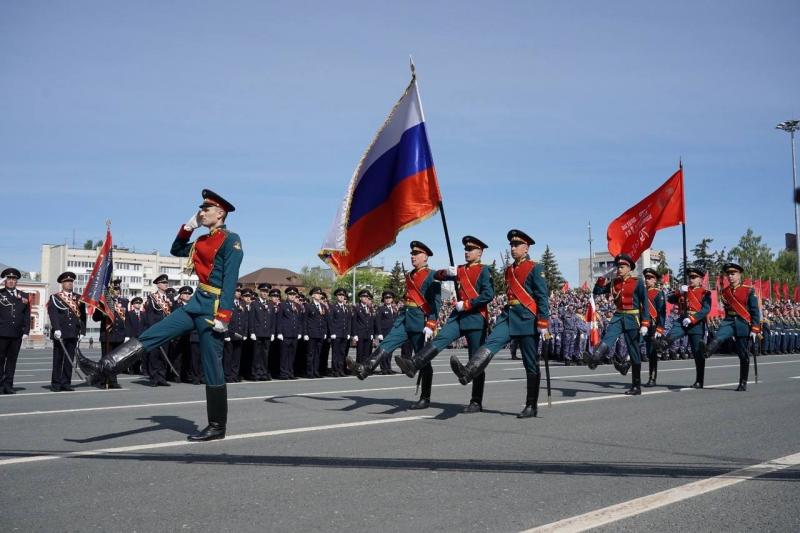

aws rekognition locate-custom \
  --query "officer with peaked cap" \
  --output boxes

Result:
[48,272,87,392]
[376,290,399,374]
[251,283,276,381]
[641,268,666,387]
[446,230,549,418]
[0,268,30,393]
[585,254,651,396]
[350,241,441,409]
[664,267,711,387]
[704,263,760,391]
[398,235,494,412]
[330,288,353,376]
[78,189,243,441]
[276,286,303,379]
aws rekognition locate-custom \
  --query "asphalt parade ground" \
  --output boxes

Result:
[1,348,798,532]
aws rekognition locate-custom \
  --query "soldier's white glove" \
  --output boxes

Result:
[555,335,560,341]
[54,330,62,340]
[250,333,257,340]
[212,319,228,333]
[277,334,284,341]
[303,335,309,341]
[297,334,302,339]
[78,334,84,341]
[323,334,327,339]
[22,334,28,340]
[270,334,275,341]
[446,265,457,277]
[377,334,384,341]
[370,335,374,340]
[640,326,648,337]
[224,337,231,342]
[682,318,691,327]
[680,285,689,293]
[353,335,359,342]
[750,332,758,342]
[455,301,465,312]
[654,331,662,339]
[330,334,336,340]
[423,327,433,342]
[124,337,130,342]
[184,212,200,232]
[538,328,549,336]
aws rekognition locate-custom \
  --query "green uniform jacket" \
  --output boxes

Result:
[437,264,494,331]
[400,267,441,333]
[667,289,711,335]
[593,275,650,331]
[505,261,550,336]
[722,286,761,337]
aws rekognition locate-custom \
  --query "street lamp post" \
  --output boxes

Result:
[776,119,800,286]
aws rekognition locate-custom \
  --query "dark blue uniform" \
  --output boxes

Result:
[47,292,86,390]
[0,286,30,393]
[277,299,303,379]
[251,298,277,380]
[329,300,352,376]
[143,292,172,385]
[304,299,330,378]
[223,300,248,382]
[351,303,377,365]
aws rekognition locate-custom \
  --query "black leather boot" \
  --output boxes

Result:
[517,373,540,418]
[624,364,641,395]
[584,343,609,370]
[736,359,749,391]
[395,342,439,378]
[347,347,389,380]
[77,338,145,382]
[644,356,657,387]
[704,338,721,359]
[450,346,494,385]
[692,354,705,388]
[613,358,631,376]
[188,385,227,441]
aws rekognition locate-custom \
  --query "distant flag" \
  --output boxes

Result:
[774,281,781,299]
[319,67,442,275]
[662,272,670,286]
[783,282,790,300]
[581,281,589,291]
[702,271,710,289]
[794,286,799,302]
[561,281,570,293]
[765,278,771,299]
[607,168,685,262]
[81,225,114,319]
[585,293,601,347]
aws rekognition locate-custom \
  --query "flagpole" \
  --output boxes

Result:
[438,202,456,267]
[680,161,688,287]
[588,221,594,284]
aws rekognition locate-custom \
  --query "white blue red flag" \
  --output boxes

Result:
[319,73,442,275]
[81,227,115,318]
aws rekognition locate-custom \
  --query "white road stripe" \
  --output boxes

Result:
[789,376,800,379]
[0,415,432,467]
[506,359,800,378]
[523,451,800,532]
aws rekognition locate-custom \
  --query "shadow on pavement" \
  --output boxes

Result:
[63,415,199,443]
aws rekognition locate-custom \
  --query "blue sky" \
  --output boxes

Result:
[2,1,799,282]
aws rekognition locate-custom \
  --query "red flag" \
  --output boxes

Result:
[702,272,710,289]
[774,281,781,299]
[766,278,772,299]
[561,281,570,293]
[744,277,752,286]
[783,282,790,300]
[81,227,114,319]
[581,281,588,290]
[607,168,685,261]
[585,293,601,347]
[794,286,799,302]
[662,272,670,285]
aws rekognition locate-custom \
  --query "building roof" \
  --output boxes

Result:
[239,267,303,287]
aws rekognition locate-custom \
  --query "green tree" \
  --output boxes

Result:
[491,250,512,295]
[691,237,716,273]
[729,228,774,276]
[299,266,333,292]
[773,249,798,282]
[539,245,565,291]
[335,268,390,302]
[83,239,94,250]
[655,251,673,287]
[385,261,406,297]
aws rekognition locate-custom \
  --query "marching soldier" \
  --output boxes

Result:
[584,254,650,396]
[448,230,548,418]
[92,278,128,389]
[349,241,441,410]
[352,289,377,366]
[416,235,494,412]
[0,268,31,394]
[251,283,276,381]
[277,286,302,380]
[705,263,760,391]
[79,189,243,441]
[329,288,352,377]
[303,287,329,378]
[143,274,172,386]
[376,291,399,374]
[47,271,87,392]
[665,267,711,388]
[642,268,666,387]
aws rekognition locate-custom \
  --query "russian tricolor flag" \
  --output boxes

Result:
[319,73,442,276]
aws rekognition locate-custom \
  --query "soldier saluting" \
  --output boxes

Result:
[79,189,243,441]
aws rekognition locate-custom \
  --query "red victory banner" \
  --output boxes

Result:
[607,168,685,262]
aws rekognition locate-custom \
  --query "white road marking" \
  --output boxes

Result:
[507,359,800,378]
[523,451,800,533]
[0,415,432,467]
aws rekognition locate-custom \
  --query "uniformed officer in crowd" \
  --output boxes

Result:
[705,263,760,391]
[641,268,666,387]
[47,271,87,392]
[350,241,441,410]
[223,285,247,382]
[586,254,650,396]
[549,312,563,362]
[303,287,330,378]
[125,296,146,374]
[251,283,276,381]
[277,286,303,379]
[329,287,352,377]
[352,289,377,366]
[0,268,31,394]
[376,290,399,374]
[417,235,494,412]
[240,288,257,379]
[143,273,172,386]
[92,278,128,389]
[171,285,194,382]
[665,267,711,388]
[319,291,333,376]
[447,230,549,419]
